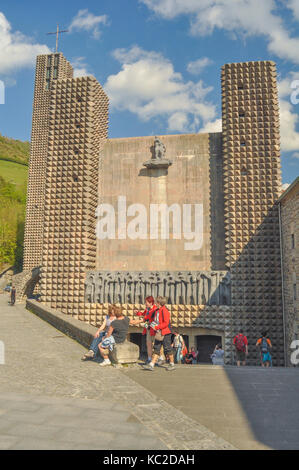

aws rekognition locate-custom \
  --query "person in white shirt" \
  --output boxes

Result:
[211,343,224,365]
[172,331,185,364]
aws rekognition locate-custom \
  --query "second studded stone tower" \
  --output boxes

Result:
[221,61,284,364]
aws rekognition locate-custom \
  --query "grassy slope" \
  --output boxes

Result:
[0,134,29,271]
[0,134,29,166]
[0,160,28,187]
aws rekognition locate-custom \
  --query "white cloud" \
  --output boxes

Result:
[0,12,50,75]
[287,0,299,21]
[278,72,299,152]
[140,0,299,65]
[167,112,189,132]
[69,9,108,39]
[292,152,299,159]
[71,57,90,78]
[277,72,298,99]
[187,57,213,75]
[199,118,222,133]
[105,46,218,133]
[279,99,299,152]
[140,0,199,18]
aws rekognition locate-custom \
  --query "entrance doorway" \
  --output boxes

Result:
[129,333,146,359]
[196,335,222,364]
[182,335,189,350]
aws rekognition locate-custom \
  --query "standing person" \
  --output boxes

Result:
[233,329,248,366]
[98,306,141,367]
[10,286,16,306]
[81,305,116,361]
[256,332,272,368]
[172,331,185,364]
[142,296,175,372]
[134,296,157,364]
[211,344,225,365]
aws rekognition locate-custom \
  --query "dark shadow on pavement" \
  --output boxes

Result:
[123,364,299,450]
[224,366,299,450]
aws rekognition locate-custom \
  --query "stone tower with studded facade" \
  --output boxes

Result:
[221,61,283,365]
[23,53,73,270]
[23,53,109,321]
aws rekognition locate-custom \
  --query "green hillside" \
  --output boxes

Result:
[0,160,28,187]
[0,134,29,271]
[0,133,29,166]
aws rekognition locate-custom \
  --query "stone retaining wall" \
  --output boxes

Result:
[26,299,96,349]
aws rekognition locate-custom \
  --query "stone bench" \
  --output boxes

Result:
[109,340,139,364]
[26,300,140,364]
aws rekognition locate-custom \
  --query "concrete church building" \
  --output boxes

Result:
[20,52,284,365]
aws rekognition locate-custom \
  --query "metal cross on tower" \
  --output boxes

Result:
[47,24,68,53]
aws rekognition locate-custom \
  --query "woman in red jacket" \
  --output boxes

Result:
[134,296,157,364]
[142,296,175,372]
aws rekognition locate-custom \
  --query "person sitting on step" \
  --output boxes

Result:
[98,306,141,367]
[81,304,116,361]
[184,347,198,365]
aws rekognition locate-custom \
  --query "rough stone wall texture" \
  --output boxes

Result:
[11,268,40,302]
[280,180,299,363]
[222,61,283,365]
[39,73,109,320]
[23,53,73,271]
[98,133,225,272]
[87,303,230,329]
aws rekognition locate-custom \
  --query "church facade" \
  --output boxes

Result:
[23,53,284,365]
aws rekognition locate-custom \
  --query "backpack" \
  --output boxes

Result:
[235,334,246,352]
[260,337,269,353]
[175,334,183,348]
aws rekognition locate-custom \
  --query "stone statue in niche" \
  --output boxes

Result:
[143,137,172,170]
[153,136,166,160]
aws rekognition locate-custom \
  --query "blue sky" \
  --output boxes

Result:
[0,0,299,183]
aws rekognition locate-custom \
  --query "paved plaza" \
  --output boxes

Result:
[0,294,233,450]
[125,365,299,450]
[1,293,299,450]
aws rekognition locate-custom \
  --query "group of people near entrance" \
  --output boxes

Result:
[7,285,272,368]
[81,295,273,368]
[81,295,228,369]
[233,329,273,367]
[82,296,177,371]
